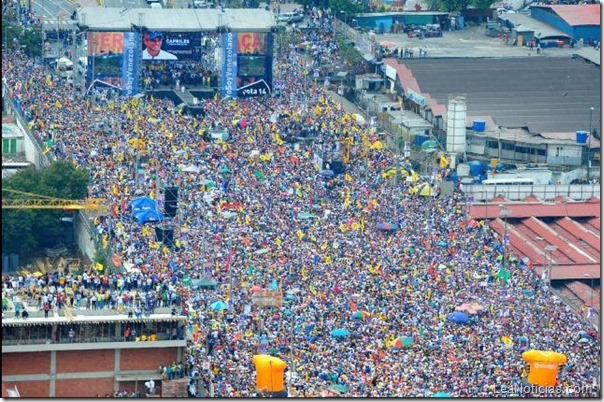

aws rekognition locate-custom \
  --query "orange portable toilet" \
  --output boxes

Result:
[252,354,287,393]
[522,350,567,386]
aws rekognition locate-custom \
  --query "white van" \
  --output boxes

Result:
[278,12,303,23]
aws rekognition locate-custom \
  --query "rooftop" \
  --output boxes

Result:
[469,199,600,281]
[385,57,601,135]
[77,7,275,31]
[531,4,601,27]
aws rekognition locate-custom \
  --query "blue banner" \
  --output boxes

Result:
[122,32,140,96]
[221,32,238,99]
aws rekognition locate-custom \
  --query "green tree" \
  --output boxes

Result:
[2,11,43,57]
[436,0,471,12]
[2,161,91,254]
[471,0,497,11]
[435,0,495,11]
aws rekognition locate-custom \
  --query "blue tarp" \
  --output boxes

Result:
[129,196,157,212]
[134,209,163,225]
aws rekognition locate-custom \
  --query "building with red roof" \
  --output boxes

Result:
[530,4,601,43]
[469,196,600,325]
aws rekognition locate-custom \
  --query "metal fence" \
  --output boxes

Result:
[2,81,55,168]
[462,184,601,202]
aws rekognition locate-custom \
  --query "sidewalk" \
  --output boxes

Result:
[322,88,366,117]
[76,0,100,7]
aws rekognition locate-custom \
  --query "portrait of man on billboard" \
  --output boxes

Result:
[142,31,178,60]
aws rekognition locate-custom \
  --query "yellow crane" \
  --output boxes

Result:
[2,189,107,212]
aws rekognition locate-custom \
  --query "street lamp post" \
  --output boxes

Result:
[587,106,594,182]
[544,245,557,292]
[499,205,511,271]
[583,273,594,310]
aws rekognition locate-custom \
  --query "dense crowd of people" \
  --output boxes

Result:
[2,5,600,398]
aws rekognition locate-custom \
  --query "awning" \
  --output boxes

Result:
[361,53,375,62]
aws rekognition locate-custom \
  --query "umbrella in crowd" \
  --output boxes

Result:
[455,302,485,315]
[377,222,397,231]
[330,328,350,337]
[448,312,470,324]
[432,391,452,397]
[210,301,228,311]
[352,311,371,320]
[391,336,413,348]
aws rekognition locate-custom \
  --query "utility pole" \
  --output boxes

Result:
[544,245,557,294]
[587,106,594,182]
[499,205,511,274]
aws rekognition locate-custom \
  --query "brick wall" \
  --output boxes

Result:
[120,348,179,371]
[56,350,114,373]
[2,352,50,375]
[55,378,114,397]
[4,380,49,398]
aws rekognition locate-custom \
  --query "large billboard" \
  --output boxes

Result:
[221,32,238,98]
[87,32,139,96]
[221,32,273,99]
[141,30,202,61]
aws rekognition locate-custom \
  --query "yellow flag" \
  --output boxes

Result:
[320,242,328,251]
[55,100,63,109]
[95,262,104,271]
[296,230,305,240]
[102,234,108,249]
[275,237,282,246]
[344,173,352,182]
[309,285,317,295]
[325,255,332,264]
[339,223,348,232]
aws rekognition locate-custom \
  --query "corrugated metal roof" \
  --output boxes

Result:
[469,200,600,281]
[534,4,602,27]
[391,57,601,134]
[497,12,571,39]
[78,7,275,31]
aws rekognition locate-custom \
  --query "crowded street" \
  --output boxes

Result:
[2,6,601,398]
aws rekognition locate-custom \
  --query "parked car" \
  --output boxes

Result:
[45,243,68,258]
[277,11,303,23]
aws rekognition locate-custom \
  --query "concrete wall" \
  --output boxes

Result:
[74,211,98,263]
[2,344,184,397]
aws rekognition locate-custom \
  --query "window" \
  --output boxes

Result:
[3,138,17,153]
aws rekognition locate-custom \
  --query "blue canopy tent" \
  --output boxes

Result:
[129,196,157,212]
[133,209,163,225]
